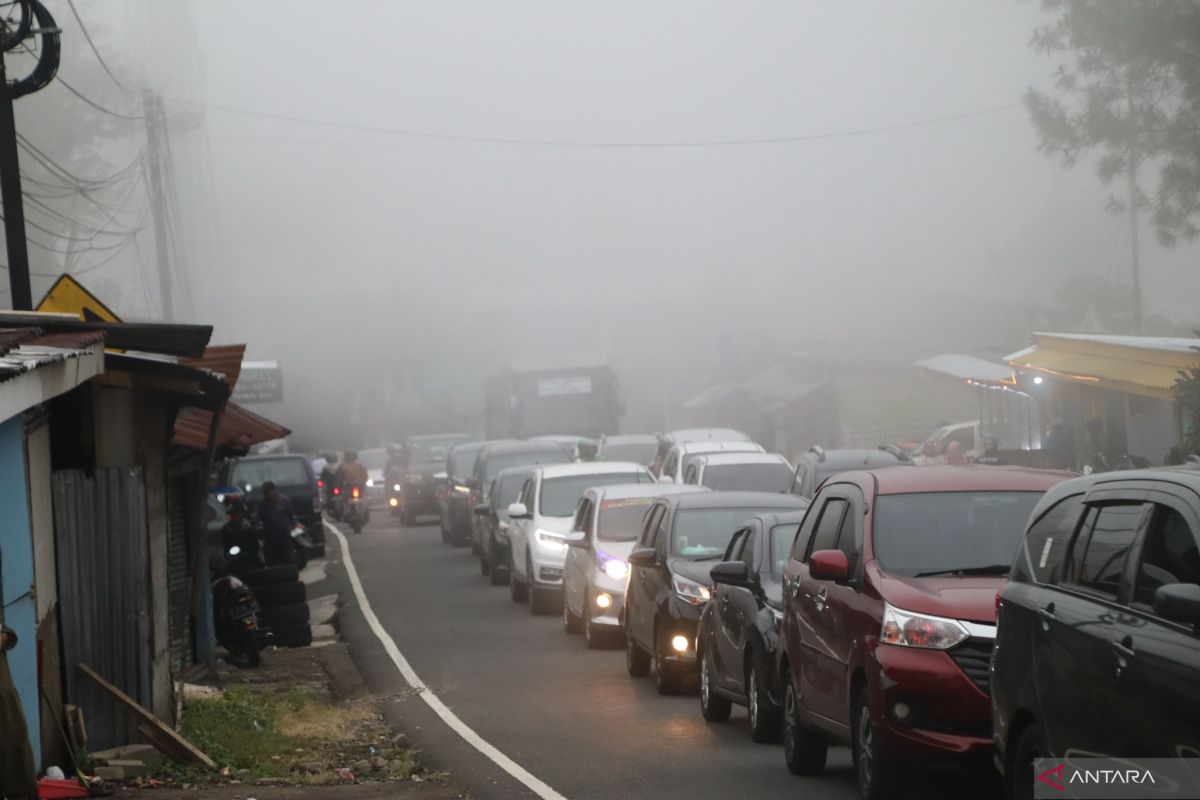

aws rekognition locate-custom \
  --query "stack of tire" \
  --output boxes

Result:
[244,565,312,648]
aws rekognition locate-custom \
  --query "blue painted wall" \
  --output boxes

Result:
[0,414,39,765]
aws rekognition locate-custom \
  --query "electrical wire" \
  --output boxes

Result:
[171,97,1023,148]
[65,0,135,98]
[55,75,143,120]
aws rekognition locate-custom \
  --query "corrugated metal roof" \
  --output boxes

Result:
[180,344,246,390]
[1006,332,1200,399]
[915,354,1015,384]
[0,329,106,384]
[171,401,291,454]
[1032,332,1200,354]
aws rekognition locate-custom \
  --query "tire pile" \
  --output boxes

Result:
[244,565,312,648]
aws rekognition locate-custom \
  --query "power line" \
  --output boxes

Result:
[65,0,135,98]
[171,97,1022,148]
[55,75,143,120]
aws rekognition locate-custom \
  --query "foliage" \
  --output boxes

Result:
[1026,1,1200,245]
[1174,333,1200,457]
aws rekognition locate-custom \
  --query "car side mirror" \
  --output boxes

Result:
[628,547,657,568]
[473,503,490,517]
[507,502,530,519]
[565,532,588,548]
[709,560,749,587]
[1153,583,1200,625]
[809,549,850,582]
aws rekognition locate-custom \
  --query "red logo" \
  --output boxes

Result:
[1038,763,1066,791]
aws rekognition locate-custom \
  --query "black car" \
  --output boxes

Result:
[789,445,912,499]
[697,509,810,742]
[396,433,472,526]
[624,491,810,695]
[993,467,1200,800]
[217,454,324,553]
[473,466,535,584]
[467,440,574,552]
[439,441,490,545]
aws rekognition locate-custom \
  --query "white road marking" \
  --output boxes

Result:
[326,521,568,800]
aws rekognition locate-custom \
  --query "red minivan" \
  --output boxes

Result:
[777,465,1073,800]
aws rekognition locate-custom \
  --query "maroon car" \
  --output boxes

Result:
[776,465,1073,800]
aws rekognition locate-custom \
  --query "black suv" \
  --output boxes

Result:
[473,466,535,584]
[468,441,574,552]
[397,433,472,526]
[993,467,1200,800]
[625,491,810,695]
[439,441,488,545]
[789,445,912,499]
[697,509,810,742]
[216,454,323,553]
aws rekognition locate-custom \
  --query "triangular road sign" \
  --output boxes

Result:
[35,274,122,323]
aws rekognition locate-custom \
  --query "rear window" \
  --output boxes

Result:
[597,497,654,541]
[672,506,795,558]
[486,449,572,480]
[540,473,650,517]
[450,446,481,479]
[231,459,309,490]
[600,442,658,464]
[1013,495,1084,584]
[872,492,1043,578]
[702,463,792,493]
[409,442,454,464]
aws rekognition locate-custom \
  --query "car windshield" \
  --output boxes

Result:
[597,497,655,541]
[672,506,790,558]
[872,492,1044,577]
[230,459,309,490]
[450,446,481,480]
[702,463,792,492]
[358,449,388,471]
[486,450,572,480]
[769,523,802,581]
[409,442,452,464]
[540,473,649,517]
[600,442,658,464]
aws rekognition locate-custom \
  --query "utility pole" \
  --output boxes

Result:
[1127,69,1143,335]
[0,52,33,310]
[143,89,173,321]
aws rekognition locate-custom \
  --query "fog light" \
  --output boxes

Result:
[892,701,911,721]
[595,592,612,609]
[388,497,399,508]
[671,634,690,653]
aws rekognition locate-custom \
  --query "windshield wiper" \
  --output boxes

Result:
[913,564,1011,578]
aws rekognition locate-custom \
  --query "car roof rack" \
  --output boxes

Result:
[809,445,826,462]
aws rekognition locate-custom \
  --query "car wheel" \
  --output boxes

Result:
[480,549,491,577]
[489,540,509,586]
[699,647,731,722]
[563,590,582,633]
[782,674,827,775]
[625,626,651,677]
[853,686,902,800]
[1008,724,1046,800]
[654,628,684,696]
[748,661,782,743]
[509,551,528,603]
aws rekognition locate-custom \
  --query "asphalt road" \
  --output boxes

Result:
[332,513,1002,800]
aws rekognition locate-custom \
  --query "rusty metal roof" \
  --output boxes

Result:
[172,402,291,454]
[180,344,246,390]
[0,327,106,384]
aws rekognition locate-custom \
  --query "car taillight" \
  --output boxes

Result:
[333,486,341,496]
[352,487,361,499]
[317,479,324,488]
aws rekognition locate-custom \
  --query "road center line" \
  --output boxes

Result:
[326,520,568,800]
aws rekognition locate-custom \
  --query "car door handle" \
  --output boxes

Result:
[1111,638,1135,660]
[1037,604,1056,630]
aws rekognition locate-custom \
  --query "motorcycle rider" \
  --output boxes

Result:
[221,498,262,569]
[319,452,339,506]
[258,481,297,566]
[335,449,369,495]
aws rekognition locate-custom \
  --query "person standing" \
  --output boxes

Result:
[0,624,36,800]
[257,481,296,566]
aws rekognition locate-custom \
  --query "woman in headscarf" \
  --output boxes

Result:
[945,440,967,466]
[0,624,37,799]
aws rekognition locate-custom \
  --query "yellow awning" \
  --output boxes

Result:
[1006,333,1200,400]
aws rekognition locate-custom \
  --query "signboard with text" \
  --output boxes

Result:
[233,361,282,404]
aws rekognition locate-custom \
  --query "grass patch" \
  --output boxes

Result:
[167,685,416,785]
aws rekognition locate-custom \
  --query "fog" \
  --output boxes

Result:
[14,1,1200,448]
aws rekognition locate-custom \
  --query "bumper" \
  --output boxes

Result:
[586,571,628,628]
[401,485,438,514]
[659,599,703,667]
[530,547,568,587]
[870,643,993,761]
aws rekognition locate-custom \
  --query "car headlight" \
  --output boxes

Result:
[453,484,470,494]
[405,474,423,486]
[535,529,568,553]
[671,574,712,606]
[880,602,970,650]
[597,551,628,581]
[393,483,402,492]
[366,479,375,488]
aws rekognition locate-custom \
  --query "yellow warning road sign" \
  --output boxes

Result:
[35,274,122,323]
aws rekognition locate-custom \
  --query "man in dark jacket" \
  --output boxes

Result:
[0,624,36,799]
[258,481,296,566]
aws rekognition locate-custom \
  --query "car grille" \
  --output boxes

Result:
[949,637,993,696]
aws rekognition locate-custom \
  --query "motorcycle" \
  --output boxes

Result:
[211,545,262,667]
[290,521,319,569]
[344,484,370,533]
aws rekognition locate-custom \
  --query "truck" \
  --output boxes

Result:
[484,355,624,441]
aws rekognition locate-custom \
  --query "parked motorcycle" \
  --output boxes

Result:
[290,522,319,569]
[212,546,262,667]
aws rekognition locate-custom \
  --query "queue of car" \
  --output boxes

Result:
[374,426,1199,800]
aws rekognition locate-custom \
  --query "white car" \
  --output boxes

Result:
[682,452,794,493]
[653,428,753,475]
[507,462,655,614]
[562,482,706,647]
[658,440,764,484]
